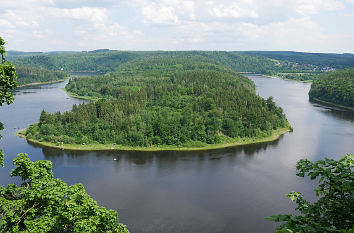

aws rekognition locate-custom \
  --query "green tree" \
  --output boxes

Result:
[0,154,129,232]
[0,37,18,166]
[0,37,129,232]
[268,154,354,233]
[0,37,17,106]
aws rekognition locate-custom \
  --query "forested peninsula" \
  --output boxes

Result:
[309,68,354,111]
[19,56,291,151]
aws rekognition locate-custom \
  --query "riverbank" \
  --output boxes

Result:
[310,97,354,112]
[16,128,290,151]
[262,74,313,83]
[17,77,70,88]
[62,88,99,101]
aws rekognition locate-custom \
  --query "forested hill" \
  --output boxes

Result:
[12,50,354,72]
[16,66,68,86]
[65,55,255,98]
[25,56,289,148]
[11,50,353,84]
[10,50,283,74]
[5,51,43,62]
[239,51,354,69]
[10,50,324,75]
[309,68,354,109]
[12,51,142,74]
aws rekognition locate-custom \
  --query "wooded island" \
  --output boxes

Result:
[19,56,291,150]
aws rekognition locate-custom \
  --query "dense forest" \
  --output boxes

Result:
[12,51,142,74]
[10,50,283,74]
[309,68,354,109]
[273,72,321,82]
[10,50,354,87]
[5,51,44,62]
[11,50,352,83]
[16,66,68,86]
[25,56,289,148]
[239,51,354,69]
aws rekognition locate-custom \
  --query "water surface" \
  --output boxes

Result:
[1,76,353,233]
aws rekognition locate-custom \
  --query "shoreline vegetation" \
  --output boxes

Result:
[16,128,290,151]
[17,77,70,88]
[308,68,354,112]
[310,97,354,112]
[62,88,99,101]
[263,74,313,83]
[19,57,292,152]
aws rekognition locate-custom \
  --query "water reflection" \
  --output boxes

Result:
[38,134,284,168]
[1,77,353,233]
[310,102,354,122]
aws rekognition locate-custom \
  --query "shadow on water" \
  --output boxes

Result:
[310,102,354,122]
[15,84,60,92]
[31,133,284,167]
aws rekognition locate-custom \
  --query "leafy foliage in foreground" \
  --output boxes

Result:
[0,37,17,107]
[0,153,129,233]
[1,38,128,232]
[0,37,18,167]
[16,65,68,86]
[268,154,354,233]
[25,56,289,147]
[309,68,354,108]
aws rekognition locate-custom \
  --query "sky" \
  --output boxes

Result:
[1,0,354,53]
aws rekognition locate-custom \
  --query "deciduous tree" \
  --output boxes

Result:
[268,154,354,232]
[0,37,18,166]
[0,154,129,232]
[0,37,129,232]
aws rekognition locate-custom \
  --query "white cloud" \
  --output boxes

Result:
[209,1,258,19]
[138,0,196,25]
[96,22,128,36]
[4,10,41,28]
[0,0,54,8]
[292,0,344,15]
[141,4,179,24]
[181,1,196,20]
[0,19,15,28]
[33,30,44,38]
[0,0,353,52]
[46,6,108,23]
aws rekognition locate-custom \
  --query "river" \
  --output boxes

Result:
[0,76,353,233]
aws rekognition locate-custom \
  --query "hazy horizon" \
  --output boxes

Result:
[7,49,354,55]
[1,0,354,53]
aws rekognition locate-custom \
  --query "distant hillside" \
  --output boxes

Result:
[12,51,142,74]
[10,50,300,74]
[5,51,43,62]
[309,68,354,110]
[238,51,354,69]
[11,50,354,83]
[16,66,68,86]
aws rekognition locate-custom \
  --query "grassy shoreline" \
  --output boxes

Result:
[17,77,70,88]
[16,128,290,152]
[62,89,99,101]
[310,97,354,112]
[263,74,313,83]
